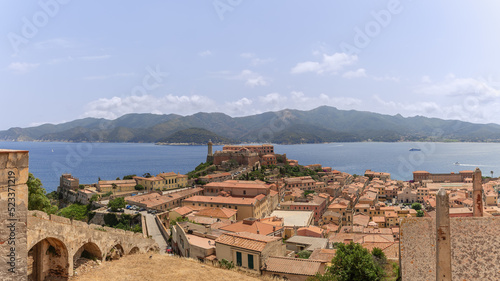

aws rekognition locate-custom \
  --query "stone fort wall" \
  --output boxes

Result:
[400,216,500,281]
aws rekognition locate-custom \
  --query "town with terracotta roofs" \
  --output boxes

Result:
[35,142,499,281]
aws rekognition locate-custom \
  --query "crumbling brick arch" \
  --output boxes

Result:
[28,237,69,281]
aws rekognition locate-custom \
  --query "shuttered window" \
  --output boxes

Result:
[236,252,242,266]
[248,254,254,269]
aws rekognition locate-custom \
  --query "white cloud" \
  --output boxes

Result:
[224,69,270,87]
[291,52,358,75]
[198,50,212,57]
[240,52,274,66]
[83,94,216,119]
[8,62,39,74]
[343,68,367,79]
[416,75,500,99]
[82,91,364,120]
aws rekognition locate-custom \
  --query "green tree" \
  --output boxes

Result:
[27,173,58,214]
[311,242,384,281]
[57,203,89,221]
[416,210,424,217]
[79,184,85,189]
[116,177,121,180]
[108,197,126,212]
[112,183,118,195]
[143,173,152,178]
[411,202,422,211]
[90,194,100,202]
[134,184,145,191]
[123,174,136,180]
[297,250,311,259]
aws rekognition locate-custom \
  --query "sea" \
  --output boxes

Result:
[1,141,500,193]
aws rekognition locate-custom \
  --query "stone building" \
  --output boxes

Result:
[204,180,270,197]
[183,194,269,220]
[133,172,188,192]
[412,170,473,183]
[215,232,285,274]
[222,144,274,156]
[213,148,260,167]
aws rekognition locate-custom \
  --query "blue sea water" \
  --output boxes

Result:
[1,141,499,192]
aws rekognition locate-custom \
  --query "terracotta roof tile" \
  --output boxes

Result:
[264,256,324,276]
[195,207,237,219]
[220,220,282,235]
[215,232,280,252]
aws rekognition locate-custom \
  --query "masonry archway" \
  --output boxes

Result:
[28,237,69,281]
[73,242,103,271]
[106,244,124,260]
[129,247,140,255]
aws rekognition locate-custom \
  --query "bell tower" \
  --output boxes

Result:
[206,140,214,163]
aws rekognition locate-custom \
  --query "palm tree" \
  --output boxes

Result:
[491,171,494,178]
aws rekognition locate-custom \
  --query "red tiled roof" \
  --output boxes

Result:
[215,232,280,252]
[264,256,324,276]
[171,206,194,216]
[195,207,237,219]
[183,195,257,206]
[220,220,282,235]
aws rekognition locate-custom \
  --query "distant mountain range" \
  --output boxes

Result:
[2,106,500,144]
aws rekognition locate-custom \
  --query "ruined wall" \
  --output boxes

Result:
[0,150,29,281]
[400,217,500,281]
[27,210,159,278]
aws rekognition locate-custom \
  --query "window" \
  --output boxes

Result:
[236,252,242,266]
[248,254,254,269]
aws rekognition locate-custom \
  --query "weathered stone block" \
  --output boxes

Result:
[29,211,49,220]
[400,217,500,281]
[50,215,71,225]
[72,220,89,228]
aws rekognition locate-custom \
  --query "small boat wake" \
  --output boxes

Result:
[454,163,487,167]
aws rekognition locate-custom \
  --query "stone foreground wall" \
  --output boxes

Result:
[0,150,29,281]
[400,217,500,281]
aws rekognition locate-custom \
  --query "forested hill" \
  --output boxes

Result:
[2,106,500,144]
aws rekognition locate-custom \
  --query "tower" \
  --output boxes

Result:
[206,139,214,163]
[472,167,483,217]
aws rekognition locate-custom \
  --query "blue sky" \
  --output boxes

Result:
[1,0,500,130]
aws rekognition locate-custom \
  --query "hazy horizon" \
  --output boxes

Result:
[2,1,500,130]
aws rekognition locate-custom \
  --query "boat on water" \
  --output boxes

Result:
[409,148,421,151]
[455,162,460,165]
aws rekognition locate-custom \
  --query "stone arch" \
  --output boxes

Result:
[106,244,125,261]
[28,237,69,281]
[129,247,140,255]
[73,242,103,271]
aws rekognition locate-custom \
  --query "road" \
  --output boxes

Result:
[142,211,168,254]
